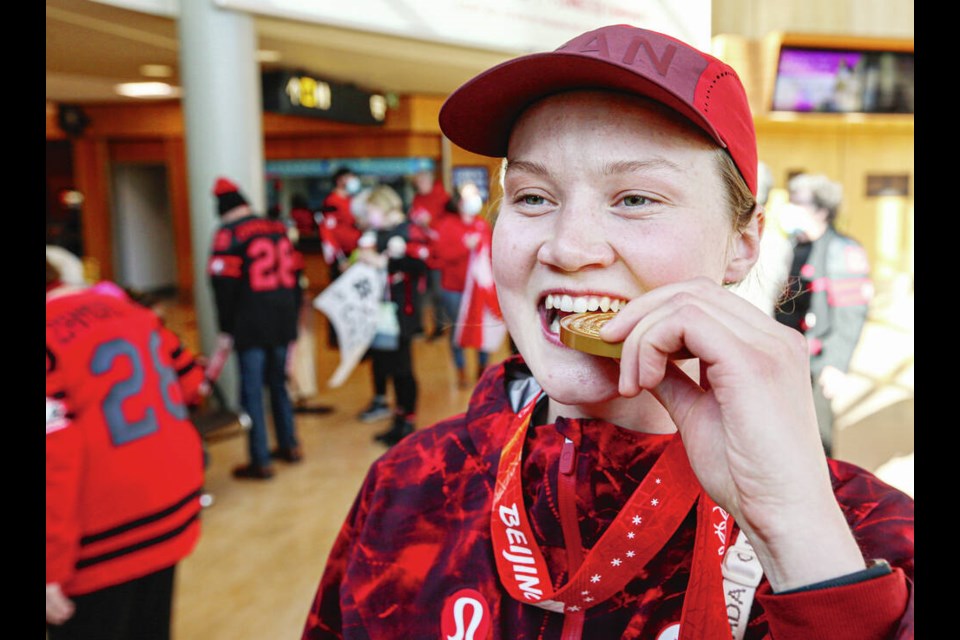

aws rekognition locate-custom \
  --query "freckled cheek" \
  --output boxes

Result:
[491,227,536,319]
[617,229,724,284]
[491,236,528,292]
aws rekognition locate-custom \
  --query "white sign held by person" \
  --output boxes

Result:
[313,262,383,388]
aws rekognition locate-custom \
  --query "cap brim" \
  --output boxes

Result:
[439,51,725,158]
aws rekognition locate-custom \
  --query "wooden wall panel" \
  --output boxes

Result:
[264,133,440,160]
[81,101,184,138]
[839,127,913,282]
[71,138,113,281]
[754,115,913,289]
[164,138,194,302]
[713,0,914,40]
[109,140,167,163]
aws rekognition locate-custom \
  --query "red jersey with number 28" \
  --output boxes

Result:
[46,286,205,596]
[207,214,303,350]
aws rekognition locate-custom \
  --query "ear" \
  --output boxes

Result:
[724,205,763,284]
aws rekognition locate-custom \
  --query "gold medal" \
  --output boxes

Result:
[559,312,622,358]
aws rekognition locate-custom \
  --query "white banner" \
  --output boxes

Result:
[214,0,712,52]
[312,262,383,388]
[95,0,713,56]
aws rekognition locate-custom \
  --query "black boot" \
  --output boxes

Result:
[374,414,415,446]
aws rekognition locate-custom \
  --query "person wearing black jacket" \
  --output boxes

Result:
[353,184,428,446]
[207,176,305,479]
[775,173,873,456]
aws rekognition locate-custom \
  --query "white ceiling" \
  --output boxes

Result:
[46,0,519,104]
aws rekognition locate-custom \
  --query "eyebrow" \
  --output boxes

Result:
[504,158,683,177]
[503,159,549,176]
[603,159,683,175]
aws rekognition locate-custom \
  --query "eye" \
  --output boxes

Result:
[622,194,650,207]
[517,193,547,206]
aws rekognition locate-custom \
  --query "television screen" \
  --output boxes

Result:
[772,46,914,114]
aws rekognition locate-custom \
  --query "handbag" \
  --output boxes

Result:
[371,300,400,351]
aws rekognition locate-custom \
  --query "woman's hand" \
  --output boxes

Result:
[599,277,866,591]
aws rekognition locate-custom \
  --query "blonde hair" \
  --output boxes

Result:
[715,148,757,233]
[365,184,404,215]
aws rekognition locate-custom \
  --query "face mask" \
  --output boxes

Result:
[461,194,483,216]
[345,176,361,195]
[777,204,807,237]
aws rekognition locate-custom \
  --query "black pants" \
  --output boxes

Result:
[47,565,176,640]
[371,338,417,415]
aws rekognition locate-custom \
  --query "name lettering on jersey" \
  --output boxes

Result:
[497,503,544,600]
[47,302,125,345]
[441,589,490,640]
[234,219,285,242]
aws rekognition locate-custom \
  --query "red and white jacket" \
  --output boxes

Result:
[303,356,913,639]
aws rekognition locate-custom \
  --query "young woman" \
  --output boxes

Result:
[301,24,913,639]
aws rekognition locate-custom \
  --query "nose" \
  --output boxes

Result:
[536,207,615,272]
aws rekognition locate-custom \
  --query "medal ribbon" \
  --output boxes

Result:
[490,394,731,637]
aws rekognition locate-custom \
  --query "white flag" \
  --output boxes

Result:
[312,262,383,388]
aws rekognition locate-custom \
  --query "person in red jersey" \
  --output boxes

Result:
[301,24,913,640]
[408,169,452,338]
[433,181,499,388]
[46,258,207,640]
[320,166,364,280]
[207,176,305,479]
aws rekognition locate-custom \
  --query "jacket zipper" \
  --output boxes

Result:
[558,437,585,640]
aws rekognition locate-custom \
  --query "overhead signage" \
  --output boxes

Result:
[262,70,387,125]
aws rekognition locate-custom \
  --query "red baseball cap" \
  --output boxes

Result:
[439,24,758,195]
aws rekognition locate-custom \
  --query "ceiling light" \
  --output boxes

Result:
[140,64,174,78]
[114,82,181,98]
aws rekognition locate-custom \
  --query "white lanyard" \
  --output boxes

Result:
[722,530,763,640]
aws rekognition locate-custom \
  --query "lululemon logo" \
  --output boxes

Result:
[656,622,680,640]
[441,589,491,640]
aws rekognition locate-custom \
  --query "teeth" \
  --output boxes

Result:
[549,316,560,334]
[542,293,628,317]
